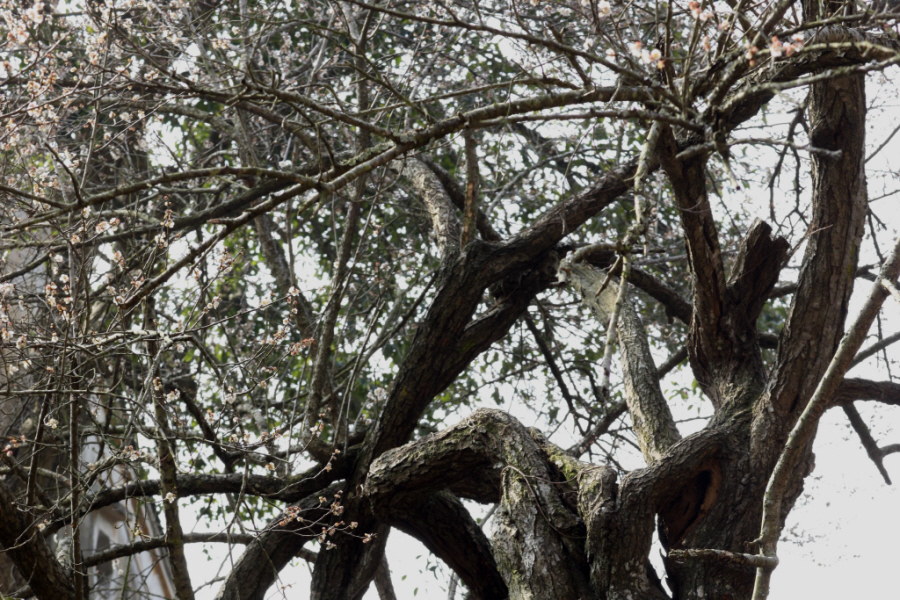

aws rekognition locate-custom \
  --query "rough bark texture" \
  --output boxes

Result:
[366,409,739,600]
[404,158,461,256]
[762,70,868,421]
[367,410,592,599]
[4,4,897,600]
[568,264,681,464]
[0,482,76,600]
[227,65,867,598]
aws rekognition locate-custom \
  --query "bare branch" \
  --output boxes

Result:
[568,400,628,458]
[753,235,900,600]
[850,331,900,369]
[213,483,342,600]
[417,155,502,242]
[656,126,730,405]
[832,378,900,408]
[403,158,461,256]
[461,130,480,249]
[144,302,194,600]
[83,532,259,568]
[373,554,398,600]
[524,314,582,421]
[303,197,361,433]
[669,548,778,571]
[842,403,892,485]
[567,263,681,464]
[371,491,507,600]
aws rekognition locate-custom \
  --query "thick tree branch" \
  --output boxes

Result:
[500,161,634,268]
[726,220,791,334]
[403,158,461,256]
[656,127,730,406]
[766,64,868,417]
[444,254,560,380]
[568,263,681,464]
[0,482,76,600]
[373,555,398,600]
[417,155,502,242]
[359,241,559,464]
[366,409,592,600]
[669,548,778,570]
[371,491,507,600]
[65,457,353,532]
[579,244,693,325]
[832,378,900,407]
[658,348,689,378]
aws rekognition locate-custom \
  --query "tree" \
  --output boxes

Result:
[1,0,899,598]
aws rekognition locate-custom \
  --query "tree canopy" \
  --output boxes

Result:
[1,0,899,599]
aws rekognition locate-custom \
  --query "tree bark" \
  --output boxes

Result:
[568,263,681,464]
[0,481,77,600]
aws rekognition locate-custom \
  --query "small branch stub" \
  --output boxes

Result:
[669,548,779,571]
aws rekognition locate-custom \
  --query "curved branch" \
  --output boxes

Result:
[371,491,507,600]
[366,409,592,600]
[766,66,868,417]
[832,378,900,407]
